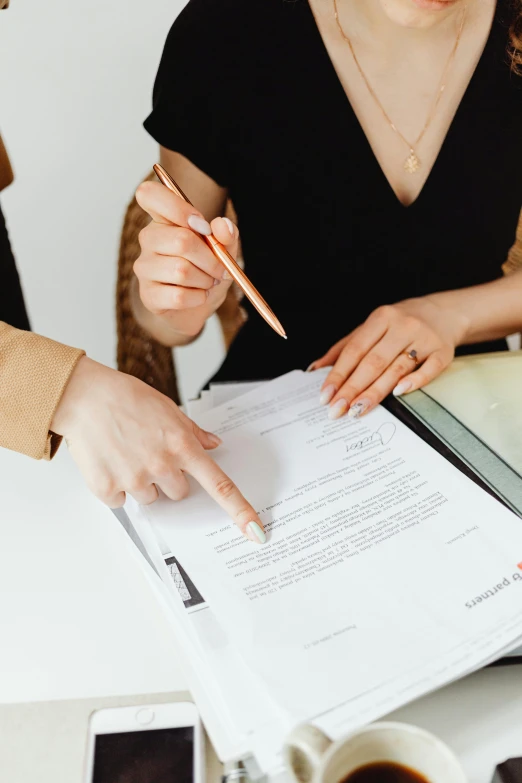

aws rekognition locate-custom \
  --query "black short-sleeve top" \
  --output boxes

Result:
[144,0,522,384]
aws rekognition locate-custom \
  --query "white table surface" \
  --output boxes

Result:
[1,445,521,783]
[0,445,186,703]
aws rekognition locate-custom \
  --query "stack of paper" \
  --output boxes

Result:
[124,370,522,778]
[186,380,267,417]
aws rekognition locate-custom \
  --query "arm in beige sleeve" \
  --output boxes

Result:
[0,322,85,460]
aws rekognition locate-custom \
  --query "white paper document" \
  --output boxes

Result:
[125,497,292,772]
[210,381,266,407]
[128,370,522,771]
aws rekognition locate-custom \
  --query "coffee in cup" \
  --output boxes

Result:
[284,721,467,783]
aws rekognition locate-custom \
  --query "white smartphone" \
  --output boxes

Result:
[84,701,204,783]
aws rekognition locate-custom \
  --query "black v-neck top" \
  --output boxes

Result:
[144,0,522,385]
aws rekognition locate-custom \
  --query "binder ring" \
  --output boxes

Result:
[222,768,249,783]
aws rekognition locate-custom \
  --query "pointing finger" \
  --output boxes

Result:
[186,451,267,545]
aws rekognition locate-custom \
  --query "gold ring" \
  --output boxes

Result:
[404,349,419,366]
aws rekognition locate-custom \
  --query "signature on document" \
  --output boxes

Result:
[346,422,396,453]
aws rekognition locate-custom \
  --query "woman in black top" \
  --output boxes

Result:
[135,0,522,419]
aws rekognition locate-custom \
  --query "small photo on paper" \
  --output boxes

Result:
[165,555,205,608]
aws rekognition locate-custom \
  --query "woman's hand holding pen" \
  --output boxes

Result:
[311,295,469,419]
[134,181,238,345]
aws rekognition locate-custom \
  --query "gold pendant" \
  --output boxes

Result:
[404,149,420,174]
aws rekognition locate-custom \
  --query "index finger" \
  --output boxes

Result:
[320,320,387,404]
[136,180,209,231]
[186,451,267,545]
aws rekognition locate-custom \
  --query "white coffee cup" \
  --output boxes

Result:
[284,721,467,783]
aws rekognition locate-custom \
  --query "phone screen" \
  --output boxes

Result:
[92,726,194,783]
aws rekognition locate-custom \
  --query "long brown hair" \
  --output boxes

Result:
[510,0,522,71]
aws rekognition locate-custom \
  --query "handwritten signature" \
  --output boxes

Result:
[346,422,396,452]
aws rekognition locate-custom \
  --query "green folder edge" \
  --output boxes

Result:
[398,390,522,664]
[398,390,522,518]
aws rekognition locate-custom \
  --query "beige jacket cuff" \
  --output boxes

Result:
[0,323,85,460]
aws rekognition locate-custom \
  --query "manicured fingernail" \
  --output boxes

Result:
[306,362,317,372]
[246,521,266,545]
[328,399,348,420]
[393,380,412,397]
[319,385,336,406]
[187,215,212,236]
[348,400,370,418]
[223,217,235,236]
[222,269,232,281]
[207,433,222,447]
[213,278,220,286]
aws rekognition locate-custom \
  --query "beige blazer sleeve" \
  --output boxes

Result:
[0,322,85,460]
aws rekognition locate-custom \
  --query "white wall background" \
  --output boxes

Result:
[0,0,223,401]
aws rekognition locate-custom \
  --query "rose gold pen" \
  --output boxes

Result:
[153,163,287,339]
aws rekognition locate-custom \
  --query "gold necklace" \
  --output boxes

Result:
[333,0,467,174]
